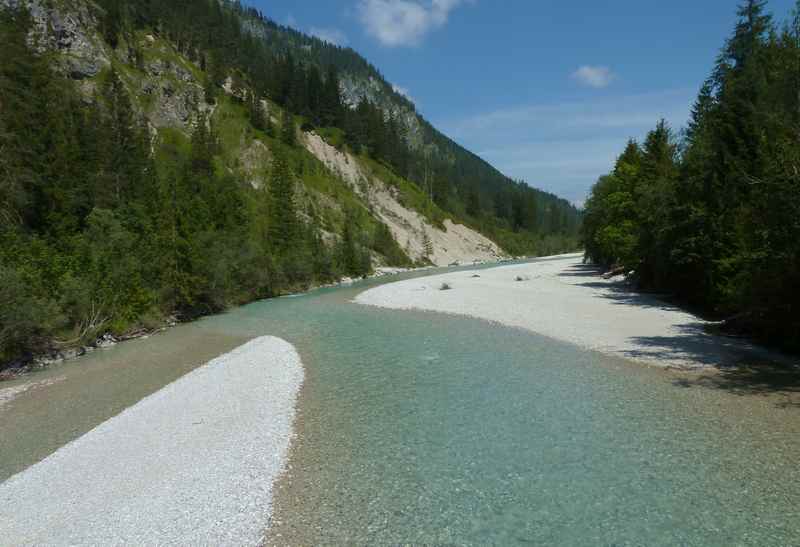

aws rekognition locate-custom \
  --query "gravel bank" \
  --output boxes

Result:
[0,336,303,546]
[356,254,784,370]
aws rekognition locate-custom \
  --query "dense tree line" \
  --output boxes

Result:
[582,0,800,351]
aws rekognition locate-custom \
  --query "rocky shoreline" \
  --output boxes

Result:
[0,260,517,382]
[0,323,176,382]
[0,277,367,382]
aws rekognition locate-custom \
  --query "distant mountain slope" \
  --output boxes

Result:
[230,1,582,250]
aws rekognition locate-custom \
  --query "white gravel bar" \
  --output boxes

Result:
[0,336,303,546]
[357,253,784,370]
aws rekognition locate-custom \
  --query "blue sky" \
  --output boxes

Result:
[246,0,797,205]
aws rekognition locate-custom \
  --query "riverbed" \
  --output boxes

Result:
[1,257,799,545]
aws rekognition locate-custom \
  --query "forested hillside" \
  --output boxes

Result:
[582,0,799,352]
[0,0,580,369]
[99,0,582,250]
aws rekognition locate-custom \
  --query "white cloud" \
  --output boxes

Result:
[309,27,349,46]
[436,89,695,203]
[357,0,471,47]
[443,89,693,138]
[571,65,615,89]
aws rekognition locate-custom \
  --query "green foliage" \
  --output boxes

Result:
[247,94,266,131]
[371,223,411,267]
[280,109,296,146]
[338,216,372,278]
[267,149,297,253]
[582,0,800,352]
[0,266,63,363]
[317,126,346,149]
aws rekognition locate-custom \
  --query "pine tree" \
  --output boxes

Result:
[102,0,124,48]
[189,114,217,181]
[466,189,481,218]
[280,108,296,146]
[248,95,266,131]
[305,65,323,126]
[268,149,297,252]
[99,69,149,208]
[726,0,772,67]
[321,65,343,127]
[422,229,433,259]
[278,53,296,105]
[202,74,217,105]
[0,6,40,227]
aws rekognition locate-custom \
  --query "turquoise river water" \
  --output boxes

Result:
[1,260,799,545]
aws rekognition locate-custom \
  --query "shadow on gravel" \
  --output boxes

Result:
[625,323,800,407]
[633,325,800,407]
[561,263,800,406]
[672,364,800,408]
[561,263,685,313]
[624,323,757,367]
[557,263,602,278]
[581,283,684,312]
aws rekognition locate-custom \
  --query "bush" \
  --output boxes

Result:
[0,267,63,365]
[371,223,411,267]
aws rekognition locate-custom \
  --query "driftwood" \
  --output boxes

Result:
[602,266,626,279]
[54,300,108,347]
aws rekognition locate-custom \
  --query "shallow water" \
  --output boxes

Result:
[2,261,799,545]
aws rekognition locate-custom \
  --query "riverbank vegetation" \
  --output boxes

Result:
[582,0,800,352]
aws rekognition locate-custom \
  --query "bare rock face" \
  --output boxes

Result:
[304,131,506,266]
[340,74,424,149]
[1,0,110,79]
[239,139,272,189]
[1,0,212,131]
[135,43,212,130]
[145,78,205,129]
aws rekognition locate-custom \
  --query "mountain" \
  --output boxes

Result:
[0,0,581,369]
[231,1,581,247]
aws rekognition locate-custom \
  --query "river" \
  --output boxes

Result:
[2,259,799,545]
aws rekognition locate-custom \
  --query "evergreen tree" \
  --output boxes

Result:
[280,108,296,146]
[305,65,323,125]
[422,229,433,260]
[321,65,343,127]
[267,149,297,252]
[99,68,149,209]
[466,189,481,218]
[248,94,266,131]
[0,6,49,228]
[101,0,124,48]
